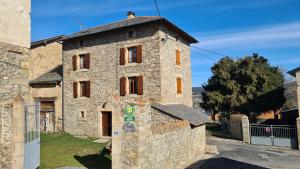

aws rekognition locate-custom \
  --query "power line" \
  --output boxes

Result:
[191,45,228,57]
[153,0,161,17]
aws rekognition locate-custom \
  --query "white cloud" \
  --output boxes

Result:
[196,22,300,49]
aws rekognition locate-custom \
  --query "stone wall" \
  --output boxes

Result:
[0,0,31,48]
[0,96,25,169]
[296,71,300,150]
[0,42,30,103]
[228,114,250,144]
[63,24,162,137]
[30,42,62,80]
[159,27,193,107]
[111,99,206,169]
[29,41,63,131]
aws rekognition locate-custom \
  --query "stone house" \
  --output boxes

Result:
[29,35,64,132]
[288,67,300,150]
[62,12,209,168]
[62,12,206,136]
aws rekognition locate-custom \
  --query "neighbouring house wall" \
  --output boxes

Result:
[63,24,161,137]
[30,84,63,131]
[111,99,206,169]
[29,42,63,131]
[0,43,30,103]
[0,0,31,48]
[30,42,62,80]
[159,27,193,107]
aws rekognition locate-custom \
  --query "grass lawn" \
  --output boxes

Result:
[40,132,111,169]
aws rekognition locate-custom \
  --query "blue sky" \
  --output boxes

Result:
[31,0,300,87]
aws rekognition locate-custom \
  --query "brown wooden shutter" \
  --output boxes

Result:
[85,53,90,69]
[73,82,78,98]
[176,77,182,94]
[86,81,91,97]
[137,76,143,95]
[72,55,77,70]
[120,48,125,65]
[136,45,142,63]
[176,50,181,66]
[120,77,126,96]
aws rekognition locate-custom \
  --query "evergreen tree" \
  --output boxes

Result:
[201,54,285,116]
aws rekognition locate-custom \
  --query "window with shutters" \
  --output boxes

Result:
[79,54,90,69]
[176,77,182,94]
[79,81,90,97]
[176,50,181,66]
[128,47,137,63]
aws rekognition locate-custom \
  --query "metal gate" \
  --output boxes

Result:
[24,104,40,169]
[250,124,297,149]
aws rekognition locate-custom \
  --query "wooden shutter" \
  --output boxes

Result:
[176,50,181,66]
[72,55,77,71]
[120,77,126,96]
[176,77,182,94]
[73,82,78,98]
[85,53,90,69]
[120,48,125,65]
[137,76,143,95]
[86,81,91,98]
[136,45,142,63]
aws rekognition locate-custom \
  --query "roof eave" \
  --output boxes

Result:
[287,67,300,77]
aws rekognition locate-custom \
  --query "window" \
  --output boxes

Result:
[79,55,85,69]
[128,47,137,63]
[176,77,182,94]
[80,111,85,118]
[129,30,134,38]
[78,54,90,69]
[79,39,84,48]
[128,76,138,94]
[79,81,90,97]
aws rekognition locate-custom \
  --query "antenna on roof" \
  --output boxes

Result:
[153,0,161,17]
[74,19,85,31]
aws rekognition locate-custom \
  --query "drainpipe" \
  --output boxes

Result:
[59,40,65,131]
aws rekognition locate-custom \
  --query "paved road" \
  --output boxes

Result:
[191,135,300,169]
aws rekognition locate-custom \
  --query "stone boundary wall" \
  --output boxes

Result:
[112,99,207,169]
[145,121,206,169]
[229,114,250,144]
[0,96,25,169]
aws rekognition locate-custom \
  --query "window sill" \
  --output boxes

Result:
[77,69,90,72]
[176,64,182,68]
[124,63,139,67]
[176,93,183,97]
[76,96,90,99]
[128,94,139,98]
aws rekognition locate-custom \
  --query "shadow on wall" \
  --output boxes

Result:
[73,153,111,169]
[187,157,268,169]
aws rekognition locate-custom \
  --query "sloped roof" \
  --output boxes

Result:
[63,16,198,43]
[31,35,64,49]
[151,103,210,126]
[288,67,300,77]
[29,65,63,84]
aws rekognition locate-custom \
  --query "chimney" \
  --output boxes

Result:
[127,11,136,19]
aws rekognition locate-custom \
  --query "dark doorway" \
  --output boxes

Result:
[102,111,112,137]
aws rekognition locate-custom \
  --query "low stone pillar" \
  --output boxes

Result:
[242,116,250,144]
[297,118,300,150]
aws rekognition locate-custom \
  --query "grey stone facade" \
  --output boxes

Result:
[63,20,194,137]
[0,42,30,103]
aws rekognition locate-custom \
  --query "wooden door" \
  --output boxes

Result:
[102,112,112,137]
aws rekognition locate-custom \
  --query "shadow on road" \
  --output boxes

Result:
[74,154,111,169]
[187,157,269,169]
